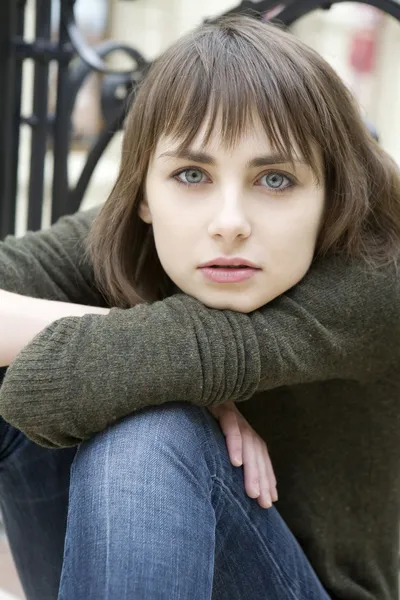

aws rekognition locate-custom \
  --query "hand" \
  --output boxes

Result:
[208,400,278,509]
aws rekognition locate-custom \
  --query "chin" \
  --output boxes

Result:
[179,284,271,313]
[200,296,262,314]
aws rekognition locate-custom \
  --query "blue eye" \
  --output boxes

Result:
[175,169,208,185]
[258,172,294,192]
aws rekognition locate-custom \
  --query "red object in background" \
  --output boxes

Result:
[264,5,285,21]
[349,30,377,74]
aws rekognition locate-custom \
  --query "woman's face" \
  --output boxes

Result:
[141,119,325,313]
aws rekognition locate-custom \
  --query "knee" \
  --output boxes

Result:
[71,402,219,483]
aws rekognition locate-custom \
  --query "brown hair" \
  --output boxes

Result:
[88,14,400,308]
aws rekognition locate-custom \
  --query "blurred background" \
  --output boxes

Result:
[0,0,399,597]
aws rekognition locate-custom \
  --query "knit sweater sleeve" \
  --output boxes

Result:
[0,207,103,305]
[0,257,398,448]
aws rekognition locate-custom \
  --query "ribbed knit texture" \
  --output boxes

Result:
[1,208,399,599]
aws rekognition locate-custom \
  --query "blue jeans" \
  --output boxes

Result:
[0,415,75,598]
[1,403,330,600]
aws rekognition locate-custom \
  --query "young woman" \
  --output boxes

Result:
[1,14,400,600]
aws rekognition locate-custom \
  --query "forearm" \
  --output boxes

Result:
[0,258,398,449]
[0,289,109,367]
[0,294,260,447]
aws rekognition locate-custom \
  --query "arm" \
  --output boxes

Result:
[0,206,105,375]
[0,289,109,367]
[1,257,398,448]
[0,207,104,305]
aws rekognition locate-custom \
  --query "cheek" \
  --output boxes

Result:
[267,197,324,271]
[151,197,201,250]
[285,193,324,241]
[150,217,192,279]
[152,217,189,250]
[272,215,319,251]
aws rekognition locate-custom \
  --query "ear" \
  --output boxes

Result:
[138,198,152,224]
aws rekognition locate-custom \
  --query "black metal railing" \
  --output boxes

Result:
[1,0,400,239]
[0,0,149,238]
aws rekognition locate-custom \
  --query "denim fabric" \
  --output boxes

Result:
[57,402,330,600]
[0,415,75,599]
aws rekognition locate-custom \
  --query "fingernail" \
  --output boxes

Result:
[233,455,242,466]
[272,489,278,502]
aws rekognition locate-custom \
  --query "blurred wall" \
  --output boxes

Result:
[291,5,400,165]
[108,0,237,61]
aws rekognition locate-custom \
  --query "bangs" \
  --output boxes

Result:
[147,21,324,179]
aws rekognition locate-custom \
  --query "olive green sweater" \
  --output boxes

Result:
[1,208,400,600]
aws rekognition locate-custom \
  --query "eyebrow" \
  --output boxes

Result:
[158,149,308,168]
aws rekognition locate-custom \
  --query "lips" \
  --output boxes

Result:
[198,258,260,284]
[199,257,260,269]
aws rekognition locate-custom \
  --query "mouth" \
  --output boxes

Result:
[198,257,260,269]
[207,264,251,269]
[198,261,261,284]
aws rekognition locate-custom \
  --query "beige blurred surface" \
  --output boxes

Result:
[0,537,24,599]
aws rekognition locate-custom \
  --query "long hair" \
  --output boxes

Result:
[88,15,400,308]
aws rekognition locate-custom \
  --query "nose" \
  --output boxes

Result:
[208,194,251,243]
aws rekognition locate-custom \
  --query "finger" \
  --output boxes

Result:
[255,437,272,509]
[241,429,260,499]
[218,408,243,466]
[210,400,236,420]
[207,405,221,420]
[262,444,278,502]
